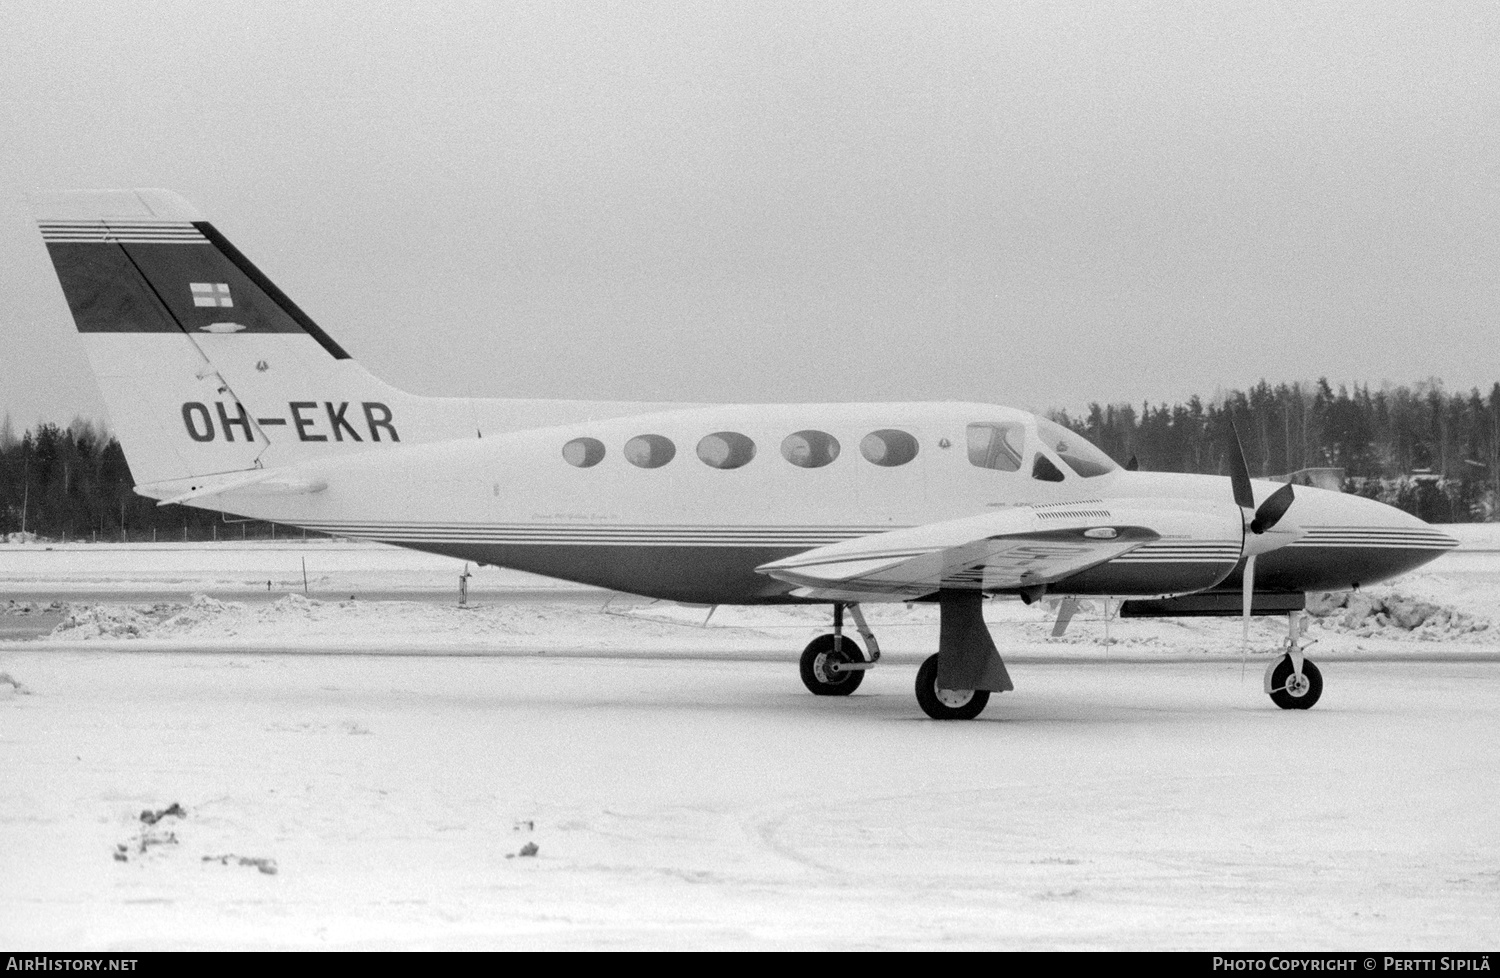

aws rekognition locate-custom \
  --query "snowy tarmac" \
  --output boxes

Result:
[2,650,1497,949]
[2,535,1499,948]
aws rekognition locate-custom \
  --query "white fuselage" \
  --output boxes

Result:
[181,400,1453,604]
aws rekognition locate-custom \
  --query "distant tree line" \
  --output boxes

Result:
[2,376,1497,539]
[1051,379,1500,523]
[0,416,312,542]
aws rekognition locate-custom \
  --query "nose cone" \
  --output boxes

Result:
[1262,485,1458,591]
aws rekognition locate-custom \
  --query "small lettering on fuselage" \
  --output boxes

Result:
[180,401,399,443]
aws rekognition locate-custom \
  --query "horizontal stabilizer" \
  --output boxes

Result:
[152,469,328,506]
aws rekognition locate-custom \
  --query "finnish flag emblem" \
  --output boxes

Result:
[190,282,233,307]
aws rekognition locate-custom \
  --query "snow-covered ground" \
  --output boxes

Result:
[2,530,1498,948]
[3,527,1498,658]
[3,653,1497,949]
[0,538,590,599]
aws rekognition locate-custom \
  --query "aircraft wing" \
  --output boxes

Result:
[755,507,1160,600]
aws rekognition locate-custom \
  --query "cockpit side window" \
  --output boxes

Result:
[1032,454,1065,482]
[966,423,1025,472]
[1034,417,1118,479]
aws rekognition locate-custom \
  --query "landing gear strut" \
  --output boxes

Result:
[799,603,880,696]
[1264,611,1323,710]
[915,591,1013,720]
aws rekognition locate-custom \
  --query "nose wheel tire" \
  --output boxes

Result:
[915,653,991,720]
[1268,656,1323,710]
[799,634,865,696]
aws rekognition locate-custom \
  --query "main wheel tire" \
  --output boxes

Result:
[914,653,990,720]
[1268,656,1323,710]
[799,634,865,696]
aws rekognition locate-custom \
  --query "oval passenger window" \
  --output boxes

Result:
[562,437,605,468]
[624,434,676,469]
[697,431,756,469]
[781,430,841,468]
[860,429,919,467]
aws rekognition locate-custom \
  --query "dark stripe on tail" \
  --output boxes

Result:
[194,222,350,360]
[45,243,182,333]
[41,222,350,360]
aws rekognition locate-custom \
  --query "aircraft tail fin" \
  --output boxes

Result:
[30,189,475,495]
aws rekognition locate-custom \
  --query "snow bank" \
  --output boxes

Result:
[52,602,178,639]
[3,600,64,615]
[46,592,797,653]
[1308,590,1491,639]
[38,586,1500,661]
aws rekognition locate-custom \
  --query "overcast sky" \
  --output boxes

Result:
[2,1,1497,429]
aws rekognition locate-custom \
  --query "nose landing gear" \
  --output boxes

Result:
[1265,611,1323,710]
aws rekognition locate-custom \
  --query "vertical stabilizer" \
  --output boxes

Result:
[31,189,478,494]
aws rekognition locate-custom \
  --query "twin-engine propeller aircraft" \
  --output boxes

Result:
[30,189,1458,719]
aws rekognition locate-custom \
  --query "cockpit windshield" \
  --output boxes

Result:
[1034,417,1119,478]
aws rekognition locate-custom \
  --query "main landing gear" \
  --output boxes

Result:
[914,653,990,721]
[799,592,1014,720]
[799,602,880,696]
[1264,611,1323,710]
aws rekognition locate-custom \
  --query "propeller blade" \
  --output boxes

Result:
[1250,482,1295,534]
[1242,553,1257,650]
[1227,421,1254,511]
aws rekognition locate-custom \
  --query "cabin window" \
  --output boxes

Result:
[1034,417,1118,478]
[697,431,756,469]
[966,423,1025,472]
[860,429,919,467]
[1032,454,1065,482]
[624,434,676,469]
[781,430,840,468]
[562,437,606,468]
